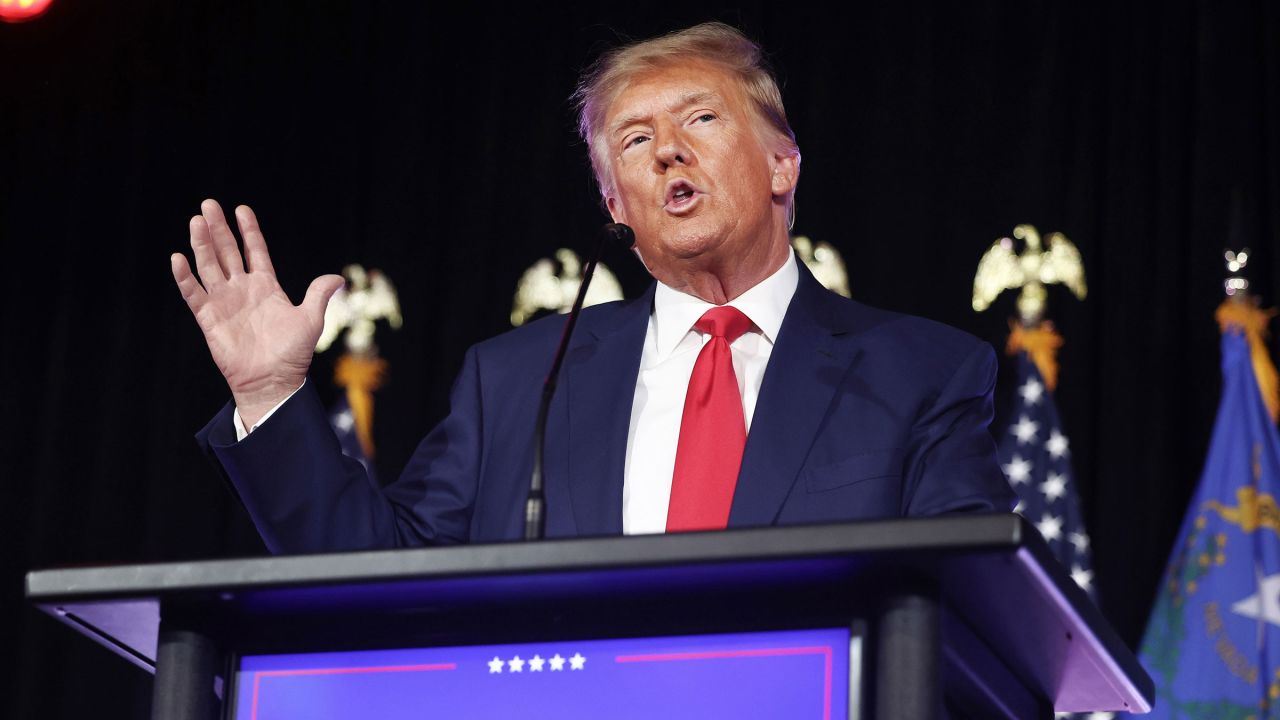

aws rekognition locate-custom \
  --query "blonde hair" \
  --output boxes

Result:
[574,23,800,209]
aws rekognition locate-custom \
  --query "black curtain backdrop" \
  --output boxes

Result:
[2,1,1277,716]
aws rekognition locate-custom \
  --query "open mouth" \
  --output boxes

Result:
[664,179,702,213]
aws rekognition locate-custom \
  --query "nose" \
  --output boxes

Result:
[652,122,692,170]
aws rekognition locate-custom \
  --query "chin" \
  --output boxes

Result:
[656,220,733,259]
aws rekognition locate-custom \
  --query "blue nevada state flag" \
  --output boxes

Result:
[1129,320,1280,718]
[998,351,1098,599]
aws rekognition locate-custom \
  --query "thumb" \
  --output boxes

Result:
[301,274,346,325]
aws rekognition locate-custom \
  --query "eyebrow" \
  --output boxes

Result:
[609,91,720,138]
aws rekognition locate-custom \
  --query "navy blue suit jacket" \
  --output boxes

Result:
[198,264,1015,554]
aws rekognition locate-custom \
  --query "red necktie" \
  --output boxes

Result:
[666,306,754,532]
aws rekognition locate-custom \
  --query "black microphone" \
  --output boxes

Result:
[524,223,634,541]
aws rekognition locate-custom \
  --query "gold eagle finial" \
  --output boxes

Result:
[317,264,403,355]
[972,224,1087,324]
[792,236,851,298]
[511,249,625,327]
[1224,248,1251,299]
[314,264,404,460]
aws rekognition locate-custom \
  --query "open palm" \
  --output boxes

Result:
[171,199,344,426]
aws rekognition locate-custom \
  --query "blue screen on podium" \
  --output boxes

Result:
[234,627,850,719]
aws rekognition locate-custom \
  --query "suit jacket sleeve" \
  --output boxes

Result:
[902,340,1017,516]
[195,346,484,554]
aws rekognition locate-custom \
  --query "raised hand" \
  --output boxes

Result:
[171,199,345,428]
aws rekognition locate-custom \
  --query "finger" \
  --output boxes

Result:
[201,198,246,277]
[170,253,208,313]
[189,215,226,288]
[235,205,276,277]
[301,274,347,327]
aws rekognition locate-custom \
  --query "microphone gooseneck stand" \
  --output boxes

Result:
[524,223,635,541]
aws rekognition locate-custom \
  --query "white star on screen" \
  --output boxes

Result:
[508,656,524,672]
[549,654,566,671]
[1010,415,1040,444]
[334,410,354,432]
[529,655,545,672]
[1040,472,1066,502]
[1003,455,1032,484]
[1071,564,1094,592]
[1019,378,1044,405]
[1230,574,1280,628]
[488,656,504,674]
[569,653,586,670]
[1046,429,1069,459]
[1036,513,1063,542]
[1069,531,1089,554]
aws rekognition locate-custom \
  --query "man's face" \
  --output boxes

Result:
[602,61,798,292]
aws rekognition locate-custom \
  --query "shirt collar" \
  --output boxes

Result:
[651,250,800,360]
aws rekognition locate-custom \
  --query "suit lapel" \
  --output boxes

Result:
[729,267,862,527]
[560,286,653,537]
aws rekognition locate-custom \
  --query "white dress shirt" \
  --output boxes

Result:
[622,253,799,535]
[236,253,801,537]
[233,390,297,439]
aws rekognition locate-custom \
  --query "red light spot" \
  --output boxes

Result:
[0,0,53,23]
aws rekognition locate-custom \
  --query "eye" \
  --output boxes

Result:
[693,112,717,124]
[623,134,649,150]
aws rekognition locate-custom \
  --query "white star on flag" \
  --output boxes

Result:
[508,656,524,672]
[997,354,1095,602]
[1230,574,1280,628]
[529,655,545,672]
[569,653,586,670]
[1046,429,1069,459]
[488,656,504,674]
[1040,472,1066,502]
[1037,513,1063,542]
[334,410,354,432]
[549,654,566,671]
[1003,455,1032,484]
[1019,378,1044,405]
[1011,415,1039,444]
[1071,564,1094,592]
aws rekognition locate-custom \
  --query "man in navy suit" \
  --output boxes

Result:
[172,23,1014,554]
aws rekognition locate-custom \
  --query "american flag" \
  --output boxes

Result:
[329,394,377,483]
[999,351,1108,720]
[997,351,1097,600]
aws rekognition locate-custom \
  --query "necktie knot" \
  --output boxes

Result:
[695,306,753,344]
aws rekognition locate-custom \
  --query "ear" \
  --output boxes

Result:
[605,195,627,224]
[769,151,800,198]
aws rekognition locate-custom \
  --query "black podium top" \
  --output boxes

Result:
[25,514,1152,714]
